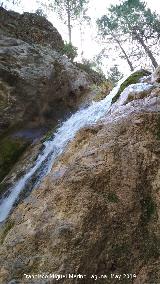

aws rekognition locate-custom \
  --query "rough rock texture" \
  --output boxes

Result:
[0,8,97,138]
[0,7,64,51]
[0,72,160,283]
[0,34,93,182]
[0,139,43,197]
[0,34,92,135]
[0,8,103,183]
[75,62,107,85]
[152,65,160,83]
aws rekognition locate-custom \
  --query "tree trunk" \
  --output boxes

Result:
[133,29,158,69]
[80,20,84,59]
[67,0,72,43]
[113,35,134,71]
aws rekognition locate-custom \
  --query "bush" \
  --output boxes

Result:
[75,59,106,85]
[35,8,47,18]
[61,42,78,62]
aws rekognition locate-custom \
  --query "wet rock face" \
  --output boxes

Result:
[0,8,107,190]
[0,84,159,283]
[0,37,90,134]
[0,35,91,185]
[0,7,64,51]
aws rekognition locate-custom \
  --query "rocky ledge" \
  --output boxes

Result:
[0,68,159,283]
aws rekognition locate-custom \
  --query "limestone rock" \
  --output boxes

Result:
[0,8,108,187]
[0,8,97,139]
[0,7,64,51]
[0,34,92,135]
[0,8,160,284]
[0,79,159,284]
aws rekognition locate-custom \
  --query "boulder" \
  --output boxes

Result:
[0,7,64,51]
[0,34,92,136]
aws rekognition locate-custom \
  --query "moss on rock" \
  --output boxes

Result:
[0,219,15,245]
[141,195,157,224]
[156,115,160,140]
[112,69,151,104]
[108,192,119,203]
[0,182,10,197]
[93,81,113,102]
[0,136,29,182]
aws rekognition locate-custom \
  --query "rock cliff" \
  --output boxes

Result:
[0,7,160,284]
[0,8,107,184]
[0,7,64,51]
[0,68,159,283]
[0,8,107,138]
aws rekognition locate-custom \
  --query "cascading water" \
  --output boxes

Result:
[0,77,153,223]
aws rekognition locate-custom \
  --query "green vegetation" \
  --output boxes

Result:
[112,70,150,104]
[61,42,78,62]
[41,129,54,143]
[0,182,9,197]
[112,242,130,254]
[76,60,106,86]
[108,192,119,203]
[141,229,160,261]
[78,58,106,79]
[98,0,159,70]
[93,92,106,102]
[48,0,89,44]
[35,8,47,18]
[0,219,15,245]
[156,115,160,140]
[0,136,29,183]
[76,60,96,73]
[141,196,156,223]
[0,81,11,109]
[108,64,123,85]
[93,81,113,102]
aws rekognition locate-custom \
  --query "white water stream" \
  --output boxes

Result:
[0,78,153,223]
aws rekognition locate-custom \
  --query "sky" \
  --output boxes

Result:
[2,0,160,75]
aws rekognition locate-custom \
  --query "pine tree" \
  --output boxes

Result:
[97,15,134,71]
[109,0,159,68]
[51,0,88,44]
[108,65,123,85]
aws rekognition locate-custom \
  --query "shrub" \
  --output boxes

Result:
[35,8,47,18]
[61,42,78,62]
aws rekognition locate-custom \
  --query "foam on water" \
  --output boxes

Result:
[0,76,152,222]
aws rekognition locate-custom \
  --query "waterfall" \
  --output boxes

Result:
[0,77,152,223]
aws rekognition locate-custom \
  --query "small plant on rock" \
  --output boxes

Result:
[61,42,78,62]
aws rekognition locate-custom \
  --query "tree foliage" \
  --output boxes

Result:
[35,7,47,18]
[53,0,88,19]
[0,0,21,7]
[61,41,78,61]
[97,0,160,70]
[108,0,159,68]
[97,15,134,71]
[108,65,123,85]
[38,0,89,43]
